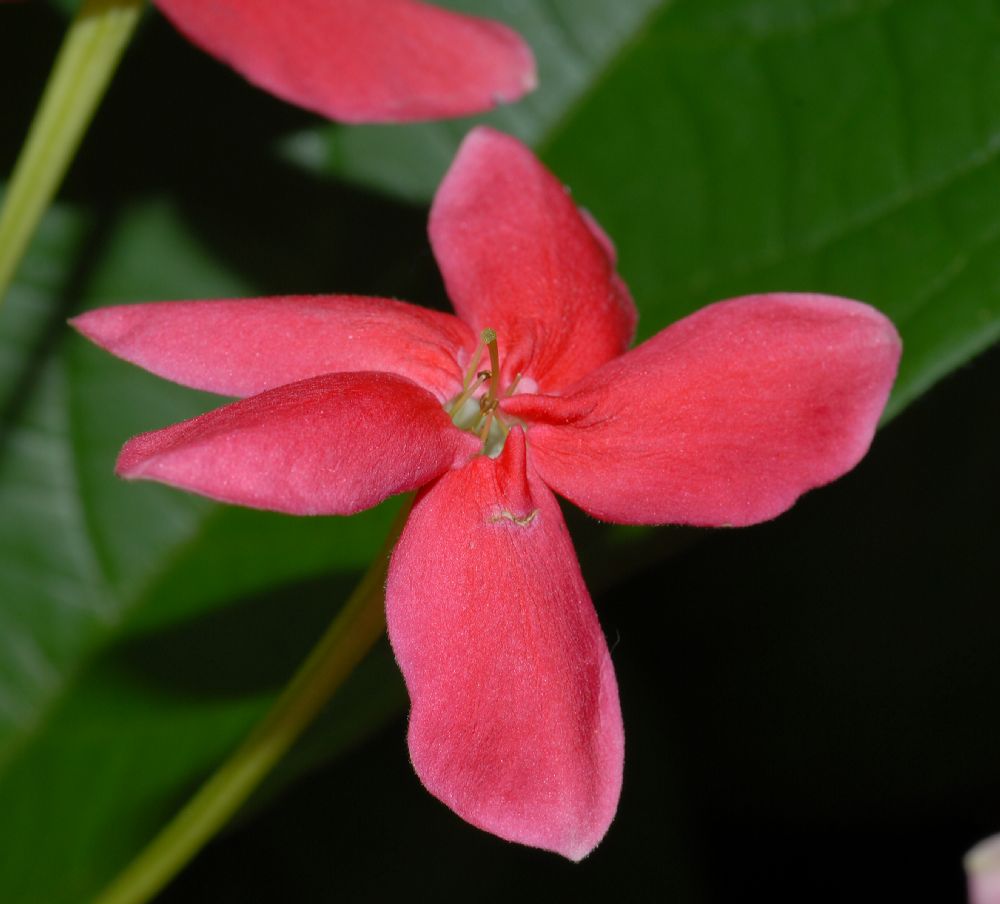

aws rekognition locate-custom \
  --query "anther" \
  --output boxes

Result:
[447,371,488,417]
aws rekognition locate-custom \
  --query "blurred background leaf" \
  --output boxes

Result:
[0,0,997,902]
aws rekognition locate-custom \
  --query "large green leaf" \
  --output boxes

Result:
[546,0,1000,419]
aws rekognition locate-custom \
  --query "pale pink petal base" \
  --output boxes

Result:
[968,834,1000,904]
[505,294,902,527]
[117,372,479,515]
[153,0,536,123]
[71,296,473,402]
[430,128,637,390]
[386,430,624,860]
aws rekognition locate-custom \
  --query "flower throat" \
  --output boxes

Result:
[447,328,520,458]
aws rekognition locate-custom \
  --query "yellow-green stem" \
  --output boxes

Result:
[0,0,145,306]
[94,498,413,904]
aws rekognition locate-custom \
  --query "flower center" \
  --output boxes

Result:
[447,327,520,458]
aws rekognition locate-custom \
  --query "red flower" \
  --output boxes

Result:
[151,0,535,122]
[72,127,901,859]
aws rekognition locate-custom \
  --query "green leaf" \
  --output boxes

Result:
[545,0,1000,420]
[292,0,1000,419]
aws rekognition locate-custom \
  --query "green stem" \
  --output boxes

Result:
[94,498,413,904]
[0,0,145,306]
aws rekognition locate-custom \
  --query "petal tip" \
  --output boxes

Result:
[560,839,600,864]
[791,292,901,347]
[114,433,154,479]
[472,19,536,106]
[68,307,122,348]
[521,63,539,95]
[489,30,536,104]
[516,46,538,96]
[459,124,515,154]
[550,806,618,862]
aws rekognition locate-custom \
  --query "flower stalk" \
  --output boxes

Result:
[94,496,413,904]
[0,0,145,307]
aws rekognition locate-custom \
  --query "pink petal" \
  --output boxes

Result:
[968,834,1000,904]
[152,0,536,123]
[504,294,901,527]
[429,127,637,392]
[71,296,474,402]
[386,429,623,860]
[116,371,479,515]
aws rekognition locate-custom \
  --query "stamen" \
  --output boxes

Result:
[505,372,522,397]
[481,328,501,404]
[479,410,495,444]
[447,372,488,417]
[448,327,511,457]
[461,336,487,389]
